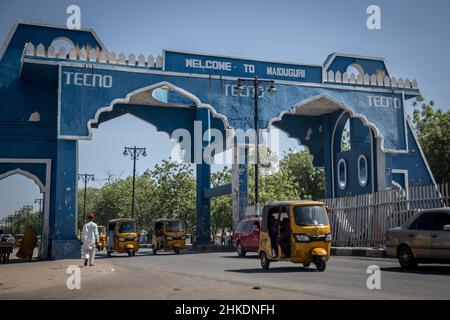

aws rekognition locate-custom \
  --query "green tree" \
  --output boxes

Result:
[413,96,450,183]
[210,166,232,235]
[148,160,196,230]
[278,150,325,200]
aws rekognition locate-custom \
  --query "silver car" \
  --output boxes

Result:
[386,208,450,269]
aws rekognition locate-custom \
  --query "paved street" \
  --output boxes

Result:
[1,249,449,299]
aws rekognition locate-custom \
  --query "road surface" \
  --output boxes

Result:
[1,249,449,299]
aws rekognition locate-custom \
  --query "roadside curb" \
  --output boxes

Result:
[331,247,388,258]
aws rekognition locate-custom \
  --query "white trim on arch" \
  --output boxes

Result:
[0,158,51,259]
[0,20,107,62]
[0,168,45,192]
[58,77,231,140]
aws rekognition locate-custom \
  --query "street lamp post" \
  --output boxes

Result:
[235,77,277,215]
[14,210,20,233]
[123,146,147,218]
[34,198,43,231]
[78,173,95,224]
[22,205,33,225]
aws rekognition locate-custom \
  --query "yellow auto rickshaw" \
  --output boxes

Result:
[106,218,140,257]
[258,201,331,272]
[97,225,107,251]
[152,218,187,255]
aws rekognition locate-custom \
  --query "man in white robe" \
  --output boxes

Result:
[81,212,99,267]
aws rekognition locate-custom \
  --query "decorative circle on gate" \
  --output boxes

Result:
[358,155,368,187]
[337,159,347,190]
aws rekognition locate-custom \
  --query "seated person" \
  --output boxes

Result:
[268,215,278,257]
[278,215,291,258]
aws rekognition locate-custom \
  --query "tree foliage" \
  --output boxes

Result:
[412,96,450,184]
[77,151,326,234]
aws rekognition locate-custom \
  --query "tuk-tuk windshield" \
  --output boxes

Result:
[98,227,106,234]
[166,221,184,232]
[118,222,137,233]
[293,205,329,226]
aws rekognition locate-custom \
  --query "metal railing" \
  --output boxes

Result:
[320,183,450,247]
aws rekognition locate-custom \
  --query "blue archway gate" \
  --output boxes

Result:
[0,22,435,259]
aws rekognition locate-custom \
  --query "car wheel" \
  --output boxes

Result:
[260,252,270,270]
[398,246,417,269]
[237,242,246,257]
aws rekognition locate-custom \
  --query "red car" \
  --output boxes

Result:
[233,217,261,256]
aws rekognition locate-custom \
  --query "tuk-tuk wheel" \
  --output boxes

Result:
[260,252,270,270]
[302,263,310,268]
[174,248,180,254]
[153,248,157,255]
[132,251,136,256]
[107,251,111,257]
[315,256,326,272]
[127,249,133,257]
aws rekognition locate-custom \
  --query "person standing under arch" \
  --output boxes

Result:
[81,212,99,267]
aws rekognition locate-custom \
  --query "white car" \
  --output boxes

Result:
[386,208,450,269]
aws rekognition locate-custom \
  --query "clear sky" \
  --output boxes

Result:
[0,0,449,219]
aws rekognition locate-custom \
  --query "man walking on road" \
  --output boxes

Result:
[81,212,99,267]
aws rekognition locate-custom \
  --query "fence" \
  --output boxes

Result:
[320,183,450,248]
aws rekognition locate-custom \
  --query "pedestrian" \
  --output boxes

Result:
[220,230,226,246]
[16,225,37,261]
[81,212,99,267]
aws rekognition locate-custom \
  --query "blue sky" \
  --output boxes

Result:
[0,0,449,219]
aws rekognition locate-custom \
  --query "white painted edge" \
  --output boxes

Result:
[0,20,107,63]
[58,78,230,140]
[323,52,392,78]
[0,158,51,259]
[22,57,421,96]
[405,120,437,186]
[163,48,323,69]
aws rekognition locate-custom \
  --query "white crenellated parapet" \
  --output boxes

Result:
[36,43,45,57]
[155,55,163,68]
[25,42,35,56]
[22,43,163,69]
[324,68,418,89]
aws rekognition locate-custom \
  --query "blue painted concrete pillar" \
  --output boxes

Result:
[51,140,80,259]
[195,108,211,244]
[322,114,333,198]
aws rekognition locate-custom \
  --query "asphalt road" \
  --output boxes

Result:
[1,248,449,299]
[96,248,450,299]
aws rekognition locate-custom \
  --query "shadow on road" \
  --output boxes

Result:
[225,266,317,273]
[381,265,450,276]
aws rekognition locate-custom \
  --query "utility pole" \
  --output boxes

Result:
[123,146,147,218]
[235,77,277,215]
[78,173,95,224]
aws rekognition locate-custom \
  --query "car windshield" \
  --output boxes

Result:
[167,221,184,232]
[293,205,329,226]
[118,222,136,233]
